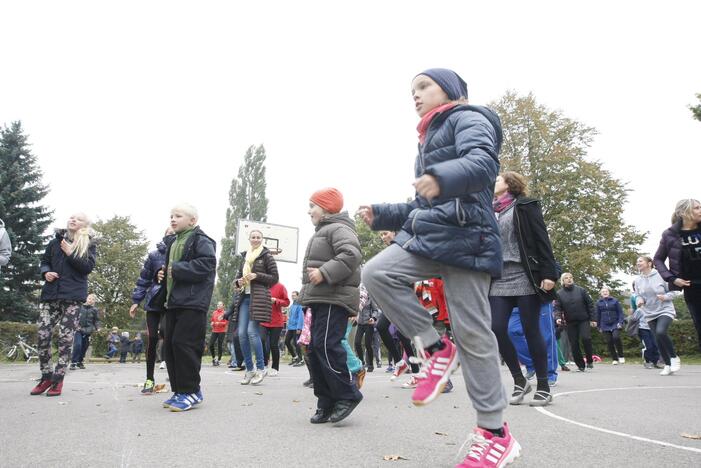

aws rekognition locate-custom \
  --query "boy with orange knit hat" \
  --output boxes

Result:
[298,188,364,424]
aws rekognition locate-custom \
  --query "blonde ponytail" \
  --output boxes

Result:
[671,199,700,224]
[67,227,93,259]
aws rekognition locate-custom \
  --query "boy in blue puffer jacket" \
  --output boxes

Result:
[360,68,519,467]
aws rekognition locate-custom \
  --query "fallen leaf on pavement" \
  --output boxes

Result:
[154,384,167,393]
[292,399,300,403]
[241,402,253,406]
[58,402,67,406]
[434,432,448,436]
[254,392,263,395]
[681,433,701,440]
[382,455,408,461]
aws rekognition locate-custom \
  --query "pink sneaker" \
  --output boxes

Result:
[411,336,457,406]
[391,359,409,381]
[456,423,520,467]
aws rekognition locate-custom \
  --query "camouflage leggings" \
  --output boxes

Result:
[38,301,81,379]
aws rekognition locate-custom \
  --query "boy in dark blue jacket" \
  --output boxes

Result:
[151,203,216,412]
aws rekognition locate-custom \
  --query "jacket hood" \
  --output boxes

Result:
[666,220,683,234]
[438,104,503,154]
[53,228,100,244]
[157,241,167,253]
[316,211,355,232]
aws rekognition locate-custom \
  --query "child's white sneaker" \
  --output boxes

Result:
[251,370,266,385]
[659,365,672,376]
[670,356,681,372]
[241,371,255,385]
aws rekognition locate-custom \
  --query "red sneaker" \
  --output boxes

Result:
[30,377,53,396]
[390,359,409,381]
[46,380,63,397]
[411,336,457,406]
[456,423,521,467]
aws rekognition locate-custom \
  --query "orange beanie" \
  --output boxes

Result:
[310,188,344,214]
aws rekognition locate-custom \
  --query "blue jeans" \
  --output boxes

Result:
[71,331,90,364]
[638,328,660,364]
[106,343,118,358]
[508,303,559,381]
[237,296,265,371]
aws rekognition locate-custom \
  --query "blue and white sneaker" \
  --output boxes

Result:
[162,393,178,408]
[169,391,204,412]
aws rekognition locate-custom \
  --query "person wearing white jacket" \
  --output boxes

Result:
[633,256,682,375]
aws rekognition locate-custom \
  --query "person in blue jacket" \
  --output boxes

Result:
[596,287,625,364]
[360,68,520,467]
[285,291,305,366]
[508,302,559,386]
[129,228,174,394]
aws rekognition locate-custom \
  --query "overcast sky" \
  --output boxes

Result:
[2,1,700,295]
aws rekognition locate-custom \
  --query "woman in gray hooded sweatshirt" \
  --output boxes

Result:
[633,256,682,376]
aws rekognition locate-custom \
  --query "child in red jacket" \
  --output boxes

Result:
[260,282,290,376]
[209,302,228,366]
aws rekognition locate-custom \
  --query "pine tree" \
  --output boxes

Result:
[215,145,269,306]
[0,122,53,322]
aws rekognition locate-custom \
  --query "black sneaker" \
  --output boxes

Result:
[587,363,594,370]
[529,390,552,407]
[310,408,332,424]
[302,379,314,388]
[77,362,85,369]
[69,363,76,371]
[329,397,363,423]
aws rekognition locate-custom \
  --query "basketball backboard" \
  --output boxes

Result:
[235,219,299,264]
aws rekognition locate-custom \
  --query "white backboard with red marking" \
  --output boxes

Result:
[235,219,299,264]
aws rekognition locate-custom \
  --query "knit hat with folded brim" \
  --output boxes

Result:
[310,188,344,214]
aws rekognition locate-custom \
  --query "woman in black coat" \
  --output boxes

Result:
[654,198,701,352]
[31,213,97,397]
[489,171,558,407]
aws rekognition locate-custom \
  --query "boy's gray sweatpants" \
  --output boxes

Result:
[362,244,507,429]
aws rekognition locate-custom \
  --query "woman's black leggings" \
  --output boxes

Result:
[261,326,282,370]
[209,332,225,360]
[354,324,374,367]
[648,316,677,366]
[376,314,419,373]
[602,329,624,360]
[284,329,301,359]
[146,310,165,381]
[684,288,701,352]
[490,294,548,382]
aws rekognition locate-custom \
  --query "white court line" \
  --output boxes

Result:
[534,386,701,455]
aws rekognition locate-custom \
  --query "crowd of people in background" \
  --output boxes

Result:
[14,66,701,468]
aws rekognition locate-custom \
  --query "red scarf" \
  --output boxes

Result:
[417,103,457,144]
[493,192,516,213]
